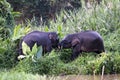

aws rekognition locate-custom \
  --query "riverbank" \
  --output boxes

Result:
[0,71,120,80]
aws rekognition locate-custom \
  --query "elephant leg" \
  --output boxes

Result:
[43,45,52,55]
[46,46,52,53]
[71,44,81,60]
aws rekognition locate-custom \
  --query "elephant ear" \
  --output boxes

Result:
[71,38,80,47]
[49,33,53,40]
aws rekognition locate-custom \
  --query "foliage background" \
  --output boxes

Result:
[7,0,81,25]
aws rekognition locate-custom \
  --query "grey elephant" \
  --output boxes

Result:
[19,31,59,56]
[59,30,105,60]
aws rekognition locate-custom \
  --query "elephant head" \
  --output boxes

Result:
[59,33,80,49]
[49,32,59,48]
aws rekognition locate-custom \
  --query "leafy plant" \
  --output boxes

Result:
[18,41,43,62]
[0,0,14,29]
[12,24,31,41]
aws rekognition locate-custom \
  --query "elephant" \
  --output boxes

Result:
[18,31,59,56]
[59,30,105,60]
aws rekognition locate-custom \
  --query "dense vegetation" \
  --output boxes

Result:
[7,0,81,25]
[0,0,120,79]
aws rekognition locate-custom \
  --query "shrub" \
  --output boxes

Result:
[0,25,30,68]
[0,0,14,40]
[0,0,14,28]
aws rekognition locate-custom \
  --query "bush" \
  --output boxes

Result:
[0,38,17,68]
[0,25,30,68]
[0,0,14,28]
[0,0,14,40]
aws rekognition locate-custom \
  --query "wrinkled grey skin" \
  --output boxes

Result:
[19,31,59,56]
[59,30,105,60]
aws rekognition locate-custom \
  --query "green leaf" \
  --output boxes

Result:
[31,43,38,55]
[57,24,62,32]
[22,41,30,55]
[12,24,31,41]
[57,24,64,38]
[12,24,22,41]
[0,47,6,54]
[12,11,21,18]
[36,46,43,59]
[24,25,31,34]
[13,24,21,37]
[44,26,49,32]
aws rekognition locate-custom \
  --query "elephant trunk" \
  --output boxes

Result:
[58,42,63,49]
